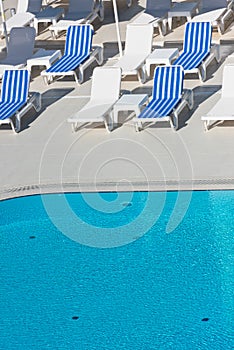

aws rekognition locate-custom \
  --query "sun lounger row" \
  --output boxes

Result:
[131,0,234,36]
[0,61,231,133]
[0,21,220,85]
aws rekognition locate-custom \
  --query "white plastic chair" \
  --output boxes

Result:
[0,0,35,36]
[67,67,122,132]
[113,24,154,84]
[0,27,36,78]
[201,64,234,130]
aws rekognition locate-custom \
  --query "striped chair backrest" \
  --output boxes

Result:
[64,25,93,57]
[183,22,212,54]
[0,70,30,104]
[152,66,184,100]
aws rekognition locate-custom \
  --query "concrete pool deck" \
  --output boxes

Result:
[0,0,234,199]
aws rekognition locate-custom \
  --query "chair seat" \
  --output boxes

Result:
[45,53,90,73]
[114,54,149,73]
[174,51,209,70]
[138,97,181,119]
[0,101,26,120]
[68,101,116,122]
[204,97,234,118]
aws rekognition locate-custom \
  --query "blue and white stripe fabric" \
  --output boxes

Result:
[0,70,29,121]
[46,25,93,73]
[138,66,183,119]
[173,22,212,70]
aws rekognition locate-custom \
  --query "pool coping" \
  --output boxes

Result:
[1,179,234,200]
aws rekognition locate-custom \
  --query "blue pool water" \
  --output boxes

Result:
[0,191,233,350]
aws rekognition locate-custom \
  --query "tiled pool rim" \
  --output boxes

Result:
[1,178,234,200]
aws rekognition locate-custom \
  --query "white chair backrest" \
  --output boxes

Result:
[124,24,153,56]
[7,27,36,61]
[222,64,234,97]
[91,67,121,102]
[17,0,30,13]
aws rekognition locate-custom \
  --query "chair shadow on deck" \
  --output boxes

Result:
[19,87,74,132]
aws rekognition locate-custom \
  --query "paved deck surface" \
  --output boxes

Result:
[0,0,234,198]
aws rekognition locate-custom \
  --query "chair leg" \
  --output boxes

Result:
[198,64,206,82]
[171,112,178,130]
[135,120,143,132]
[75,70,82,85]
[104,118,112,133]
[137,66,147,84]
[10,119,18,133]
[204,120,209,131]
[98,3,104,21]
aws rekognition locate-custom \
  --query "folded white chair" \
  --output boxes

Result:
[113,23,154,84]
[201,64,234,131]
[0,27,36,78]
[67,67,122,132]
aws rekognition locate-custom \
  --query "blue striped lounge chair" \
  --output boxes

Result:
[173,22,220,82]
[41,24,103,85]
[0,70,41,133]
[133,65,193,131]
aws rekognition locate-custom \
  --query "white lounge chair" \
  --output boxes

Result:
[0,0,35,37]
[28,0,65,34]
[131,0,172,36]
[113,23,154,84]
[0,27,36,78]
[0,69,41,133]
[201,64,234,131]
[49,0,104,38]
[67,67,122,132]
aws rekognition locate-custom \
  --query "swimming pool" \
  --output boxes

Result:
[0,191,233,349]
